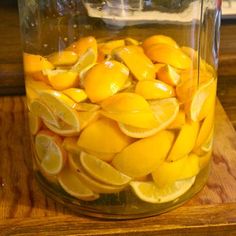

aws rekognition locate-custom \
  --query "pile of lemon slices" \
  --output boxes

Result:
[25,34,216,203]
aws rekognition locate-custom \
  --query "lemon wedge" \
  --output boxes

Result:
[62,88,88,103]
[77,117,133,155]
[68,154,127,193]
[101,93,158,129]
[28,111,42,135]
[80,152,132,186]
[30,99,59,128]
[113,46,156,81]
[112,130,175,178]
[190,78,216,122]
[35,130,66,175]
[145,44,192,70]
[167,121,199,162]
[58,167,99,201]
[84,60,129,103]
[47,51,78,66]
[118,98,179,138]
[152,154,200,187]
[143,35,179,51]
[130,177,195,204]
[39,90,80,130]
[135,80,175,100]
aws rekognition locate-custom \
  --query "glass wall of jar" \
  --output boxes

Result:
[18,0,221,219]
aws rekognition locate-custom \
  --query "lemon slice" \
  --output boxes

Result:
[30,99,59,127]
[47,51,78,66]
[130,177,195,203]
[58,167,99,201]
[125,37,140,46]
[118,98,179,138]
[35,130,66,175]
[28,111,42,135]
[39,90,80,129]
[71,47,97,73]
[190,78,216,122]
[80,152,132,186]
[68,154,126,194]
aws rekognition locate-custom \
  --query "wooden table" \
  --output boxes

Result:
[0,3,236,236]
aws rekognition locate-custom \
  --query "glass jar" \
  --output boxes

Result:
[18,0,221,219]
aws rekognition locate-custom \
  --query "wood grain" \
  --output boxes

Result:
[0,97,236,235]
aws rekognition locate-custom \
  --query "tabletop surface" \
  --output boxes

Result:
[0,3,236,236]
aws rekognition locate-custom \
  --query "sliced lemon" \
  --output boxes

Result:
[26,79,53,96]
[112,130,175,178]
[44,69,79,91]
[130,177,195,203]
[80,152,132,186]
[84,60,129,103]
[30,99,59,127]
[143,35,179,51]
[135,80,175,100]
[118,98,179,138]
[63,137,115,162]
[43,120,80,136]
[76,172,126,194]
[167,121,199,162]
[58,167,99,201]
[23,53,54,74]
[35,130,66,175]
[145,44,192,70]
[113,46,156,81]
[47,51,78,66]
[62,88,88,103]
[77,117,133,155]
[78,63,96,86]
[157,64,181,86]
[190,78,216,122]
[68,154,127,193]
[28,111,42,135]
[101,93,158,129]
[39,90,80,129]
[66,36,97,59]
[152,154,200,187]
[71,48,97,73]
